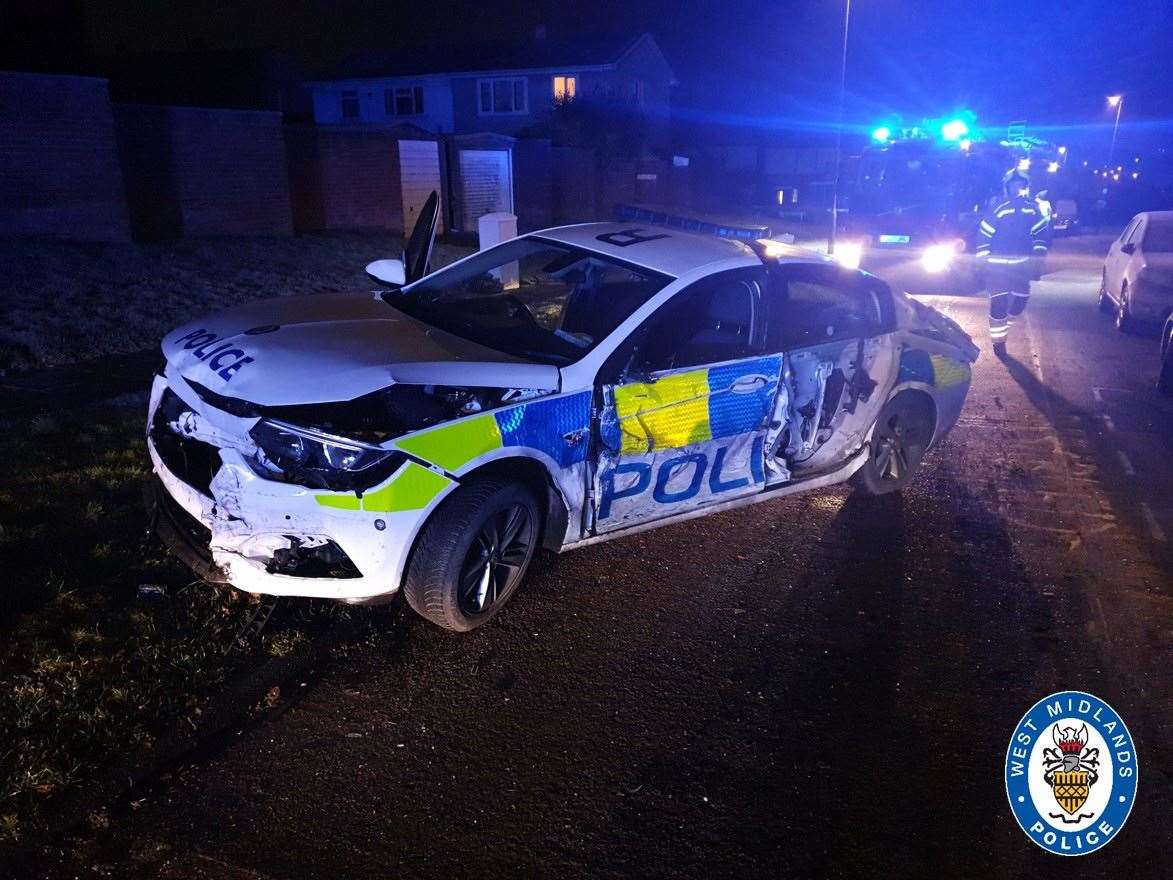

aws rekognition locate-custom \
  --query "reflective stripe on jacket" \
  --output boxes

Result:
[976,196,1050,260]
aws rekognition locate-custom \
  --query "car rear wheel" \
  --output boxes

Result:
[852,393,935,496]
[1098,271,1114,314]
[403,477,539,632]
[1115,282,1136,333]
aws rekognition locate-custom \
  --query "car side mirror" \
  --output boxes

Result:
[1120,242,1136,255]
[366,258,406,287]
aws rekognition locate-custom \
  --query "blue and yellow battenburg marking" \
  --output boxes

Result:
[315,391,592,512]
[897,349,971,389]
[604,355,782,454]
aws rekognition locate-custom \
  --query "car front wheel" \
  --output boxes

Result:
[852,393,935,496]
[1115,282,1136,333]
[403,476,539,632]
[1098,270,1114,314]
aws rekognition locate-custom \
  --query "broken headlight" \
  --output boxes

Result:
[249,419,403,491]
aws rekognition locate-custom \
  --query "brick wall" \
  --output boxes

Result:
[553,146,598,223]
[115,104,292,238]
[286,126,405,233]
[0,72,130,241]
[512,138,553,232]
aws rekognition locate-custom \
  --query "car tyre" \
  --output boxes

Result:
[403,477,539,632]
[1115,282,1136,334]
[1098,271,1114,314]
[852,393,934,496]
[1159,322,1173,396]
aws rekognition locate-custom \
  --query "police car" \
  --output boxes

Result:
[147,196,978,631]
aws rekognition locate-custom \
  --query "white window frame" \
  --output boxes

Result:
[477,77,529,115]
[385,86,424,117]
[552,74,577,102]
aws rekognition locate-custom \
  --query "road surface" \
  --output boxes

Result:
[15,243,1172,879]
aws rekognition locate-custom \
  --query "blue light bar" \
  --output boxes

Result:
[614,205,772,240]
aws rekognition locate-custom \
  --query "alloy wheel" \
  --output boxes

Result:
[1116,285,1132,332]
[457,504,533,616]
[873,412,912,482]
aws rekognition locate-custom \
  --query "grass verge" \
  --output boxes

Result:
[0,400,348,842]
[0,231,468,374]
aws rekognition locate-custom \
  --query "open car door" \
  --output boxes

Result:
[404,190,440,284]
[591,269,781,535]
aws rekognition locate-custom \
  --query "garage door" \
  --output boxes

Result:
[458,149,513,230]
[398,139,444,235]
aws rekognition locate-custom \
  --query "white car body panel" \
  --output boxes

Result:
[164,291,560,406]
[1103,211,1173,322]
[147,222,978,603]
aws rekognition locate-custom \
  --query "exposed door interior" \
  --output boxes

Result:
[761,263,892,476]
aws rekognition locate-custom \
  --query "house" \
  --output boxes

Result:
[306,32,675,235]
[307,32,675,136]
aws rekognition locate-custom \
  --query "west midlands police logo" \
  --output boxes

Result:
[1005,691,1138,856]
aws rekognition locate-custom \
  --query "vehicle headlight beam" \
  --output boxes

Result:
[921,243,957,274]
[834,241,863,270]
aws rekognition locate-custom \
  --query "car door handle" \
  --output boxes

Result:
[730,374,768,394]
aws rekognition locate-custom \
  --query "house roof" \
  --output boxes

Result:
[320,32,670,82]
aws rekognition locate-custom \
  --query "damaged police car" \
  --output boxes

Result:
[148,195,978,631]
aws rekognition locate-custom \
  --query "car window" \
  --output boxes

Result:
[609,270,765,377]
[1121,218,1141,244]
[1143,222,1173,252]
[763,264,883,350]
[390,237,671,365]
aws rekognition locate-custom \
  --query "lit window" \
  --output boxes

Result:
[341,90,360,119]
[553,75,577,102]
[385,86,424,116]
[478,77,528,114]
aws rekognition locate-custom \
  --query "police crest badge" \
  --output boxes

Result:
[1005,691,1138,856]
[1042,723,1097,820]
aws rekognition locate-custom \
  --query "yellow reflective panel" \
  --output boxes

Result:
[613,369,712,454]
[315,492,361,511]
[360,462,452,512]
[929,354,971,389]
[395,414,503,471]
[314,462,453,513]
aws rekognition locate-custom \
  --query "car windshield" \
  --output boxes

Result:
[386,237,672,365]
[853,144,1007,217]
[1144,222,1173,252]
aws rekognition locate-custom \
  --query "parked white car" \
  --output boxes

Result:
[147,196,978,631]
[1100,211,1173,332]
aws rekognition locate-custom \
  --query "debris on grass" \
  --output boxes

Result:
[136,584,167,601]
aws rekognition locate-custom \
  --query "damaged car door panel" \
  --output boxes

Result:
[146,212,978,631]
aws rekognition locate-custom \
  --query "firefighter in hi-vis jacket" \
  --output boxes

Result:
[976,171,1050,354]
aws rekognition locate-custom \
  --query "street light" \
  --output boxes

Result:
[1107,94,1124,166]
[829,0,853,257]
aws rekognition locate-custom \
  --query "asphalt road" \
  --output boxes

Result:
[18,243,1173,879]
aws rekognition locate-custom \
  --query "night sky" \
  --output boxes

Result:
[8,0,1172,158]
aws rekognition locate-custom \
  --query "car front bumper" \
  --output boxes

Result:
[146,375,447,603]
